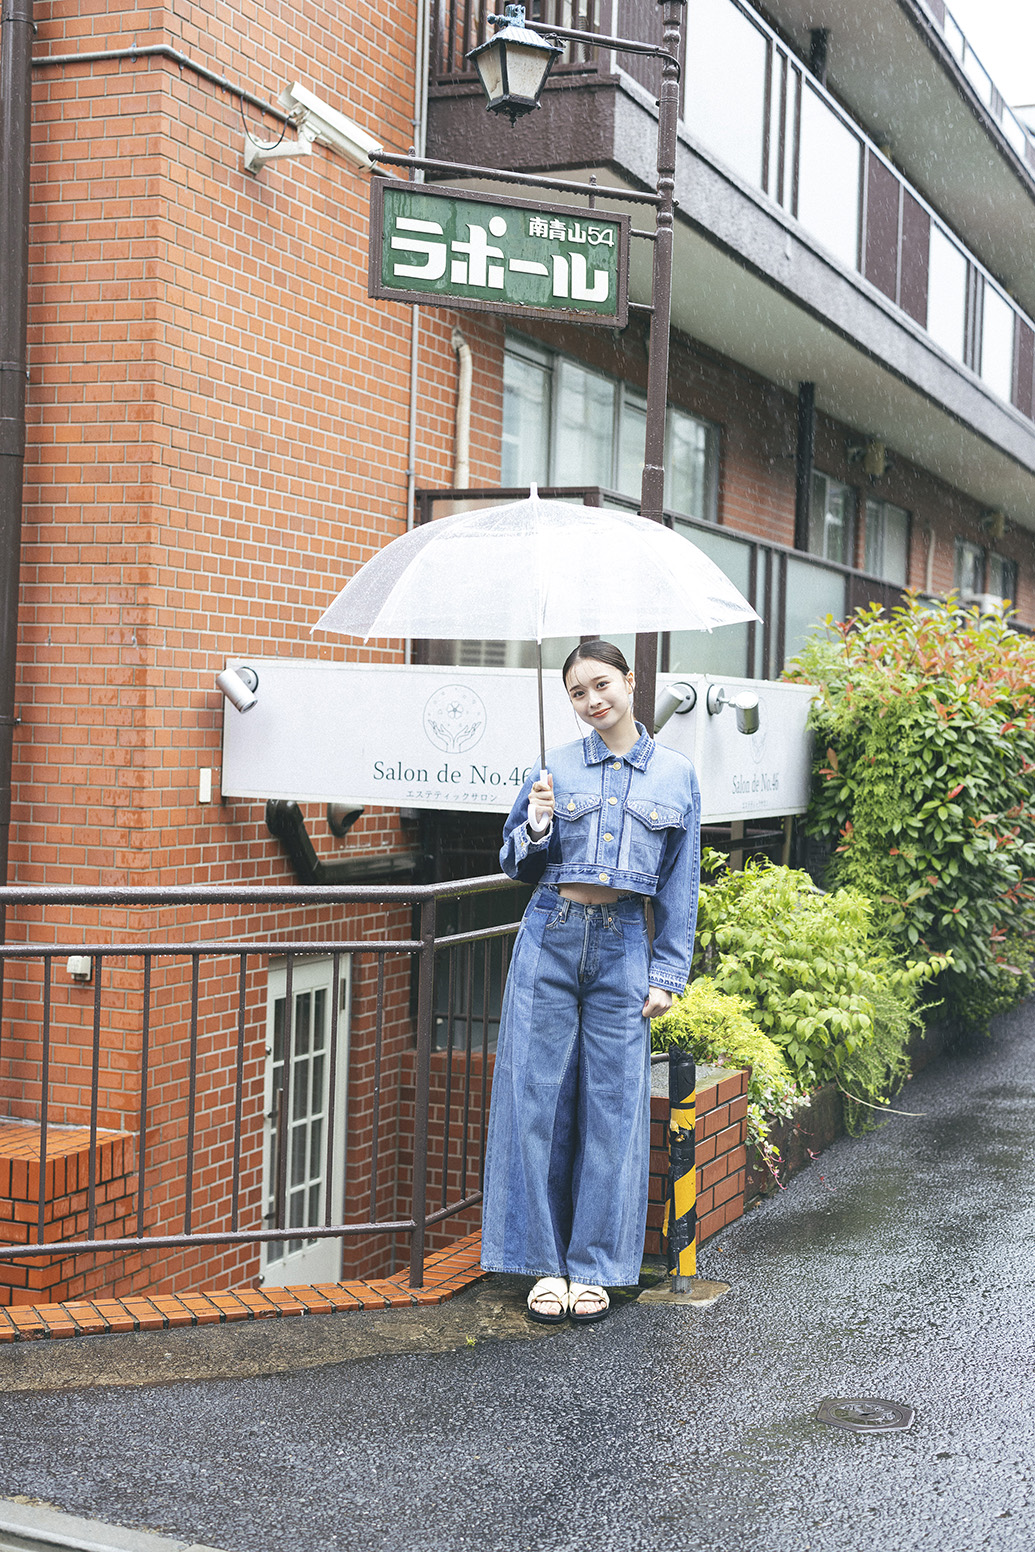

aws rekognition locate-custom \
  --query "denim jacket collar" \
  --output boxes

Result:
[582,722,655,771]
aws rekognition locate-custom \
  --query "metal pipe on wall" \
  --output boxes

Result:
[0,0,34,891]
[451,327,472,489]
[633,0,685,732]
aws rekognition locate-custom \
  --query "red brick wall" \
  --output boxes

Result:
[6,0,1029,1301]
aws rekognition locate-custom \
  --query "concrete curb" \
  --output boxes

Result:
[0,1499,229,1552]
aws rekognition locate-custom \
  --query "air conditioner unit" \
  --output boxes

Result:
[972,592,1006,614]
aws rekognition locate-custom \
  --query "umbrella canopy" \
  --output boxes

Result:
[313,488,759,771]
[314,488,758,643]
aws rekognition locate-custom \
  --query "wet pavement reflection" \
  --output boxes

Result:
[1,1004,1034,1550]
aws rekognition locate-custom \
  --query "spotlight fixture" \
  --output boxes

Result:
[216,665,259,713]
[706,685,760,735]
[653,681,697,732]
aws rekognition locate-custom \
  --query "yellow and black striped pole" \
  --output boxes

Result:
[663,1047,696,1287]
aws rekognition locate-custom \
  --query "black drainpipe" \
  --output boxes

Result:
[265,801,419,885]
[0,0,33,891]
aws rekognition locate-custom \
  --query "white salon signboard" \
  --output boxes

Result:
[219,661,815,824]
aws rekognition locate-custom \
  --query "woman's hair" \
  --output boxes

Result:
[561,640,631,685]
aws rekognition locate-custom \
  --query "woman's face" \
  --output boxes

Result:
[565,658,635,734]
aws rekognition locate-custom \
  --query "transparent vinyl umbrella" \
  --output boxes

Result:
[313,487,759,771]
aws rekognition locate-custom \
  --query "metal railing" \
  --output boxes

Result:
[430,0,1035,424]
[0,879,524,1291]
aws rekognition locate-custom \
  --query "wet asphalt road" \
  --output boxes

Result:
[2,1004,1035,1552]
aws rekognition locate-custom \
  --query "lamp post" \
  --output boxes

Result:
[468,1,686,730]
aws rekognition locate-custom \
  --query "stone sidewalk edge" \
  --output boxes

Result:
[0,1494,228,1551]
[0,1233,489,1345]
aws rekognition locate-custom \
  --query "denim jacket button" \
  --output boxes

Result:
[608,796,617,805]
[603,832,613,841]
[611,760,621,769]
[598,872,610,883]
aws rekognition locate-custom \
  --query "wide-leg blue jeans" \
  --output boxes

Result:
[480,885,652,1287]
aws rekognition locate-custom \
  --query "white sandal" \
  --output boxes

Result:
[568,1282,610,1324]
[526,1276,568,1324]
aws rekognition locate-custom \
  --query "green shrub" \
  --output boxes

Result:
[651,976,801,1170]
[786,593,1035,1028]
[691,858,946,1129]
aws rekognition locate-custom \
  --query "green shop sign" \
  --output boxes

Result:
[369,181,629,328]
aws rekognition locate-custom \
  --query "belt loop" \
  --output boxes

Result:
[559,897,571,922]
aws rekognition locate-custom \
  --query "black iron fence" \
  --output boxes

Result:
[0,879,524,1293]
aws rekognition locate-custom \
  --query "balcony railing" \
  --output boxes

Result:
[431,0,1035,429]
[917,0,1035,173]
[684,0,1035,423]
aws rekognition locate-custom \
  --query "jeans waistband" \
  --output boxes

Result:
[531,884,645,921]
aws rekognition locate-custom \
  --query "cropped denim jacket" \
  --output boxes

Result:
[500,724,701,995]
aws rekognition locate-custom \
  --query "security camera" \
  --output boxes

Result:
[654,681,697,731]
[706,684,760,735]
[216,665,259,714]
[278,82,383,167]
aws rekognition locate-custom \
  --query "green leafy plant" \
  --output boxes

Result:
[651,976,802,1171]
[690,859,946,1128]
[786,593,1035,1028]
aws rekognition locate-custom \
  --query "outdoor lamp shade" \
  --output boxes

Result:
[467,7,564,123]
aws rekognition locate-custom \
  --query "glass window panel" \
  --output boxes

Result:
[768,51,784,201]
[617,389,646,500]
[684,0,768,190]
[1004,111,1028,157]
[502,346,551,486]
[954,539,983,596]
[290,1124,307,1185]
[881,504,909,586]
[962,46,992,107]
[944,14,965,61]
[796,86,862,271]
[864,498,909,586]
[784,556,846,666]
[665,410,714,519]
[668,522,752,676]
[295,992,311,1055]
[981,283,1015,402]
[927,226,968,362]
[809,472,854,565]
[987,553,1017,601]
[553,359,615,487]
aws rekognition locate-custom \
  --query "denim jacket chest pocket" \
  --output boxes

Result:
[555,793,602,860]
[618,798,686,877]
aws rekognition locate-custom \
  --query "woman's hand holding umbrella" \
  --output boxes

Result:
[527,772,554,838]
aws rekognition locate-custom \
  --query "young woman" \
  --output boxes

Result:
[481,641,701,1324]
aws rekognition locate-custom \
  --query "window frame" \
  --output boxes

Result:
[863,496,911,586]
[502,333,721,523]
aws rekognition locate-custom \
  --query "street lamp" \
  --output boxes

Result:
[467,5,565,124]
[469,2,686,732]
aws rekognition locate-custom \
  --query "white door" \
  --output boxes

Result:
[261,955,351,1286]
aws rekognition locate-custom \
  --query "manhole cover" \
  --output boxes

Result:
[816,1397,915,1433]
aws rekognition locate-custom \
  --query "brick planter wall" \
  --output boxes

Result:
[0,1121,136,1305]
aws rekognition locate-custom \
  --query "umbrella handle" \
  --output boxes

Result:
[536,639,546,776]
